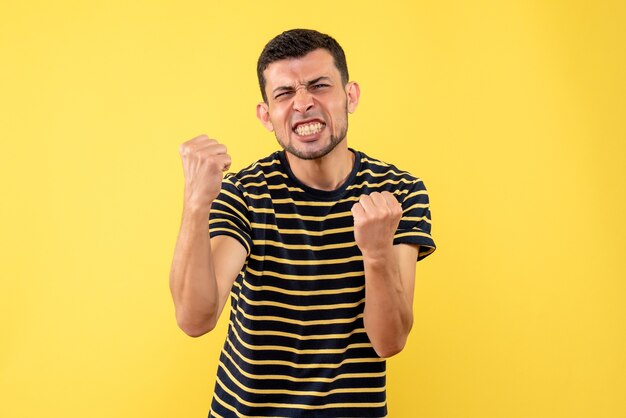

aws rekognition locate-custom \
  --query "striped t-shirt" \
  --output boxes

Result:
[208,148,436,418]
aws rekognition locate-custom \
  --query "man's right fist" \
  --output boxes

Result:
[179,135,232,213]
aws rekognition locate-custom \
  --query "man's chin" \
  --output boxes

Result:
[284,140,342,160]
[278,130,347,161]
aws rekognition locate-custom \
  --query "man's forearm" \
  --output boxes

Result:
[363,251,413,358]
[169,206,219,337]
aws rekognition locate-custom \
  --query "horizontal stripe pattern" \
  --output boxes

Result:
[208,149,436,417]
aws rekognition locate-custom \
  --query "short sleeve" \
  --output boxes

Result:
[208,174,252,256]
[393,178,436,261]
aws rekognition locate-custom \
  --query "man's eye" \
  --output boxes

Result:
[311,84,329,90]
[275,91,293,99]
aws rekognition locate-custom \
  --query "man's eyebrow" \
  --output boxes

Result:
[272,85,293,95]
[306,76,332,86]
[271,76,333,95]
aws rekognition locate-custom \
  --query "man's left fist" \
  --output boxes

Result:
[351,191,403,258]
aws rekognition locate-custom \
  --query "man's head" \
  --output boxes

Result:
[255,29,360,161]
[257,29,349,103]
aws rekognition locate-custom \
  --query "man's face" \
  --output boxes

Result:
[257,48,359,160]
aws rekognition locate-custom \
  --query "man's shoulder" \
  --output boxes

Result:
[354,149,420,183]
[223,150,284,188]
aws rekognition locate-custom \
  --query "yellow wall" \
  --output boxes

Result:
[1,1,624,417]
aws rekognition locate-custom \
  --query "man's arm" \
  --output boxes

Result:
[169,135,247,337]
[361,243,418,358]
[169,213,246,337]
[352,191,418,358]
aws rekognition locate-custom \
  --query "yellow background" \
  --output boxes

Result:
[1,0,625,417]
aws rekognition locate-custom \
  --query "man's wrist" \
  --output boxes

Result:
[360,245,395,265]
[182,202,213,223]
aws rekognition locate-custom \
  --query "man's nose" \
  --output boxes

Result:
[292,88,314,113]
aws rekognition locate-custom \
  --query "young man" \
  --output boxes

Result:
[170,29,436,418]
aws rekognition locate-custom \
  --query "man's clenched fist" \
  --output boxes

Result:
[351,191,403,258]
[179,135,231,214]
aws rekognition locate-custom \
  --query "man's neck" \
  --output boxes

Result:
[285,144,355,191]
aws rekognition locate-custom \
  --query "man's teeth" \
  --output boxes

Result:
[295,122,325,136]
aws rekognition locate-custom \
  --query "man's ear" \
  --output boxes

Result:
[256,102,274,131]
[346,81,360,113]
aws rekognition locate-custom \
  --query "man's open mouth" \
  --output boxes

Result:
[292,120,326,136]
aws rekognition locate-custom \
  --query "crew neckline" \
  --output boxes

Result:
[277,148,362,200]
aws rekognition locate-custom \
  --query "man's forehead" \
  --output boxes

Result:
[263,49,340,87]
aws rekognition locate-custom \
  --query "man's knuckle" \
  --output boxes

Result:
[180,144,193,156]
